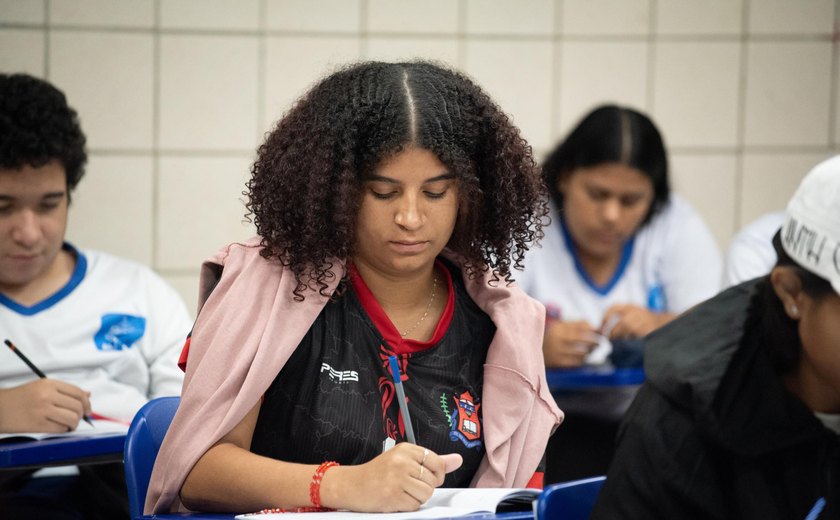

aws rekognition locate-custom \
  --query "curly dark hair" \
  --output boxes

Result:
[0,73,87,195]
[246,60,547,298]
[542,104,670,226]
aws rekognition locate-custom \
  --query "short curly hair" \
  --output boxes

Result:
[0,73,87,194]
[247,61,547,298]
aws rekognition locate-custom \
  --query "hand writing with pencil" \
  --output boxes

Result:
[1,338,94,433]
[0,378,92,433]
[182,400,463,514]
[321,442,463,513]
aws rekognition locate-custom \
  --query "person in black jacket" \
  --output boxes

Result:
[592,155,840,520]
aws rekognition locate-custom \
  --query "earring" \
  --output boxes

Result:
[789,304,799,317]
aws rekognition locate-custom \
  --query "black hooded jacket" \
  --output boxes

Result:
[591,280,838,519]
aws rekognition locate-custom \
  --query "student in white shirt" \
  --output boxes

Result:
[0,73,191,520]
[519,104,722,482]
[723,211,784,288]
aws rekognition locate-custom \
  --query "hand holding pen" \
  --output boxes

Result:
[1,339,94,433]
[305,356,460,512]
[330,441,462,512]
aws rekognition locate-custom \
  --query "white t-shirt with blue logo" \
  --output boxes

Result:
[518,193,723,364]
[0,244,191,423]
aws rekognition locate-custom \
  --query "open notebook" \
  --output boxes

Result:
[236,487,539,519]
[0,418,129,442]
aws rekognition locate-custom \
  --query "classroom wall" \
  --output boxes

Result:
[1,0,838,317]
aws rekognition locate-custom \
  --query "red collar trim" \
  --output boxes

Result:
[348,261,454,355]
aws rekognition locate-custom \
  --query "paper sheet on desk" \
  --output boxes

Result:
[236,487,539,519]
[0,418,129,441]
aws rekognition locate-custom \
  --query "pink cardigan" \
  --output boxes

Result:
[146,237,563,513]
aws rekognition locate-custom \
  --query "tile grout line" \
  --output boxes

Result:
[151,0,161,272]
[733,0,751,232]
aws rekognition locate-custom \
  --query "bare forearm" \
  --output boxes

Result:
[179,440,461,513]
[181,442,317,512]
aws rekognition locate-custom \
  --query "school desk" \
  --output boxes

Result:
[546,365,645,391]
[0,431,125,470]
[133,512,533,520]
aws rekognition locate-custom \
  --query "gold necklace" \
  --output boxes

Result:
[400,276,438,338]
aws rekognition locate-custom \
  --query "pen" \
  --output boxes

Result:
[4,338,95,428]
[388,355,416,444]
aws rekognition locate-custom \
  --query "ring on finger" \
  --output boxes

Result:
[421,448,429,466]
[419,465,425,480]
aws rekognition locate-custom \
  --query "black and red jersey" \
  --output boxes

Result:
[250,259,495,487]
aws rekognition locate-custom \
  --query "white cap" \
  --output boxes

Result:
[780,155,840,296]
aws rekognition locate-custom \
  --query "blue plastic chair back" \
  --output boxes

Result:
[535,476,606,519]
[123,396,180,519]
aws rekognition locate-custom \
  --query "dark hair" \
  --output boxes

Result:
[246,61,547,299]
[0,74,87,194]
[746,231,835,373]
[542,104,669,226]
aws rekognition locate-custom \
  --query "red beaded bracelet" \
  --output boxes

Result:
[309,460,339,509]
[254,460,340,514]
[257,506,330,514]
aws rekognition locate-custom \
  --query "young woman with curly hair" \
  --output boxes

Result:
[146,61,563,515]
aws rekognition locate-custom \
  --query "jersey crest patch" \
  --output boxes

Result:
[449,390,482,449]
[95,314,146,351]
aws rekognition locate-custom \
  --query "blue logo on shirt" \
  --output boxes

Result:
[95,314,146,351]
[647,284,666,312]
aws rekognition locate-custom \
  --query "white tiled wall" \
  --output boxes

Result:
[561,0,650,36]
[50,0,155,28]
[655,0,743,35]
[464,39,554,149]
[2,0,838,317]
[65,155,155,265]
[556,41,649,137]
[465,0,554,35]
[743,42,832,147]
[263,35,361,129]
[652,42,741,149]
[265,0,360,33]
[156,155,255,270]
[368,0,458,34]
[0,0,45,24]
[0,28,43,74]
[160,0,260,30]
[50,31,155,150]
[158,34,260,150]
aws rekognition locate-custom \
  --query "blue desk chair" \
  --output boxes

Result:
[124,396,180,519]
[535,476,605,520]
